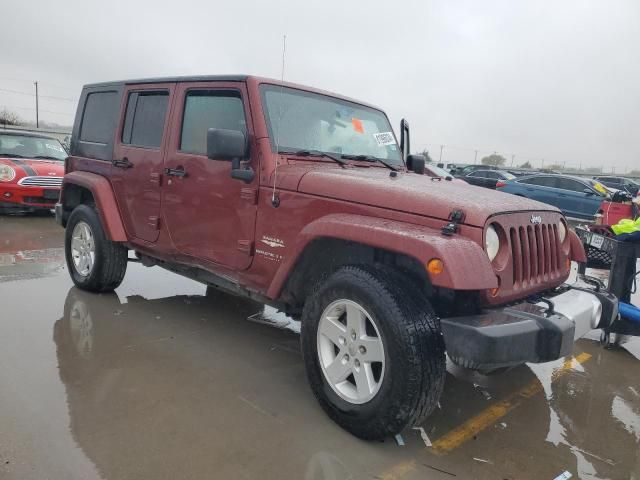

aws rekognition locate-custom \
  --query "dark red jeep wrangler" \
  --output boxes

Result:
[56,75,616,440]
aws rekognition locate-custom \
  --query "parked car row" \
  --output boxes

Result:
[496,174,611,220]
[434,162,637,221]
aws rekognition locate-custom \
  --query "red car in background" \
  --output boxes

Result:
[0,130,67,213]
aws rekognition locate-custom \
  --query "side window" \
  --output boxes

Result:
[79,91,118,144]
[556,178,587,192]
[521,176,551,186]
[468,171,485,178]
[180,90,246,155]
[485,171,500,179]
[121,91,169,148]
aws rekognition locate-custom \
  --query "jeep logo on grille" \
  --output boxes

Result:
[530,215,542,224]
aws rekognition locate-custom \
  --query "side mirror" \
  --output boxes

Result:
[406,154,425,174]
[206,128,254,183]
[207,128,247,161]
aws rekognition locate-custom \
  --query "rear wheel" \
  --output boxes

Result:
[301,265,445,440]
[65,204,128,292]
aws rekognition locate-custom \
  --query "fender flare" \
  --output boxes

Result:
[267,213,498,299]
[61,171,127,242]
[568,229,587,263]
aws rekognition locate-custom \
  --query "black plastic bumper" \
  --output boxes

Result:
[441,279,618,371]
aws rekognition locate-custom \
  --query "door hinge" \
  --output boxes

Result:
[148,216,160,230]
[240,187,258,205]
[150,172,161,185]
[237,240,253,255]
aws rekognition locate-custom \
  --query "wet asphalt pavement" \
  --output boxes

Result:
[0,215,639,480]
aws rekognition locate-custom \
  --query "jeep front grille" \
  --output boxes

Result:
[509,223,562,288]
[17,176,63,187]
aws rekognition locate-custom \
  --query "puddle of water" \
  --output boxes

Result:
[247,306,301,334]
[611,396,640,442]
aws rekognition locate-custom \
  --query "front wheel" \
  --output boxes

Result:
[301,266,446,440]
[65,204,128,292]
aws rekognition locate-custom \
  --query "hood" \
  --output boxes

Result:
[0,157,65,178]
[297,167,560,227]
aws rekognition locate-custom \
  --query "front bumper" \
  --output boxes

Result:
[441,276,618,371]
[0,184,60,209]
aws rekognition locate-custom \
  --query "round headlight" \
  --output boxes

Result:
[558,220,567,243]
[0,165,16,182]
[485,225,500,261]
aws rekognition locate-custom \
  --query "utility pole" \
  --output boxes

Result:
[34,81,39,128]
[511,154,515,166]
[474,150,478,164]
[439,145,444,163]
[541,158,545,169]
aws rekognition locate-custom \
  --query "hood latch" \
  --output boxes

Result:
[441,210,465,236]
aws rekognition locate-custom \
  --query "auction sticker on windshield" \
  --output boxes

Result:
[373,132,395,146]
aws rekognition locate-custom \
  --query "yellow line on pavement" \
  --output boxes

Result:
[378,460,417,480]
[431,352,592,454]
[376,352,593,480]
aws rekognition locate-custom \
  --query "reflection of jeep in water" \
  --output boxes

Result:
[56,75,617,439]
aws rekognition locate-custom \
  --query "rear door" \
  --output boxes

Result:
[161,82,258,270]
[554,178,602,218]
[519,176,560,206]
[112,84,175,242]
[465,171,486,187]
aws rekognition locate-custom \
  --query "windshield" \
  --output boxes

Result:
[503,172,516,180]
[260,85,403,165]
[426,164,453,177]
[589,180,610,196]
[0,133,67,161]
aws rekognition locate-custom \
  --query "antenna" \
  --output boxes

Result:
[271,34,287,207]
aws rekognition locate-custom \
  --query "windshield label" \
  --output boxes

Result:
[373,132,395,146]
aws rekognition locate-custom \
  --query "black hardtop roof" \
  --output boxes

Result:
[84,75,249,88]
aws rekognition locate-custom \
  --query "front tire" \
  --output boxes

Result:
[301,266,445,440]
[65,204,128,292]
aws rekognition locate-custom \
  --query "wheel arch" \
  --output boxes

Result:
[60,171,127,241]
[269,213,497,311]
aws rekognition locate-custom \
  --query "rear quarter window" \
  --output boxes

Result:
[72,88,123,160]
[79,91,119,144]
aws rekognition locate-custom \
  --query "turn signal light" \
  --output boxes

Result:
[427,259,444,275]
[490,287,500,297]
[566,258,571,270]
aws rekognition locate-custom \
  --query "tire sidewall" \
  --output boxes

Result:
[65,205,108,289]
[302,272,413,421]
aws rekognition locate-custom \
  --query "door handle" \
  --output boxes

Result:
[112,157,133,169]
[164,166,187,177]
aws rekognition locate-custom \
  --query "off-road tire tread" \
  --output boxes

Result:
[301,265,445,440]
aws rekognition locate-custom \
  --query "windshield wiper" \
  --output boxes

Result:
[0,153,25,158]
[34,155,64,160]
[341,154,398,172]
[280,149,348,168]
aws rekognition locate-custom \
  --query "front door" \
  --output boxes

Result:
[162,82,258,270]
[112,84,175,242]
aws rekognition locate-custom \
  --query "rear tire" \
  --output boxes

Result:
[301,265,445,440]
[65,204,128,292]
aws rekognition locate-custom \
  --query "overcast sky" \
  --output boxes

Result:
[1,0,638,171]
